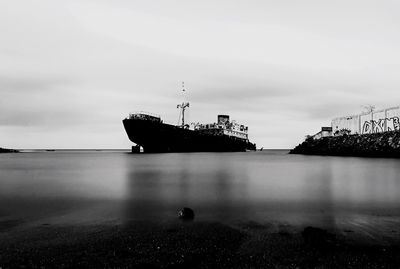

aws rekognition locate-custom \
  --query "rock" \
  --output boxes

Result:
[302,226,336,249]
[290,131,400,158]
[178,208,195,221]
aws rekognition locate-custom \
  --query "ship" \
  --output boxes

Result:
[122,92,256,153]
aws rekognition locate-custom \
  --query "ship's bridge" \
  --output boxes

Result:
[193,115,249,140]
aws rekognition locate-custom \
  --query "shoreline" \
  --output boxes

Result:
[0,147,19,153]
[1,220,399,268]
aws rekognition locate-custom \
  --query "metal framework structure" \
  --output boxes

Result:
[177,82,189,127]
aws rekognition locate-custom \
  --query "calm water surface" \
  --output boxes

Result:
[1,150,400,239]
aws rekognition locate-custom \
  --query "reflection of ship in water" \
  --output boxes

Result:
[122,87,256,153]
[123,154,251,223]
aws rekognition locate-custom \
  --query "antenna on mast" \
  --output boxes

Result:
[177,81,190,128]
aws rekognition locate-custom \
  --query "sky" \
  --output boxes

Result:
[1,0,400,149]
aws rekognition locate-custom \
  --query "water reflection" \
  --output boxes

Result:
[123,152,400,229]
[123,153,252,222]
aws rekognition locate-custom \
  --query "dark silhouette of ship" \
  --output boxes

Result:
[123,87,256,153]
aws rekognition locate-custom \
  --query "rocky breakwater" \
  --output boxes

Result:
[290,131,400,157]
[0,147,19,153]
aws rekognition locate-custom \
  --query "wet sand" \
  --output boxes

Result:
[1,219,400,268]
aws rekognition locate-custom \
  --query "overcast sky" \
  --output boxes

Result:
[1,0,400,149]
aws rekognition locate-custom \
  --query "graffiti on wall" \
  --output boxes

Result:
[362,117,400,134]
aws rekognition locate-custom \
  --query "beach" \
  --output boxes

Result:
[1,219,400,268]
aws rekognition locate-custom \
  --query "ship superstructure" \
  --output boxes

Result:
[194,115,249,140]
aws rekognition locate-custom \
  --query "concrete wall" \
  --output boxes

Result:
[332,106,400,135]
[331,115,360,134]
[313,130,332,140]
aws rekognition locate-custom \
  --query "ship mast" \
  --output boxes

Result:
[177,81,189,128]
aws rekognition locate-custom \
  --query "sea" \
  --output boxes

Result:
[1,150,400,242]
